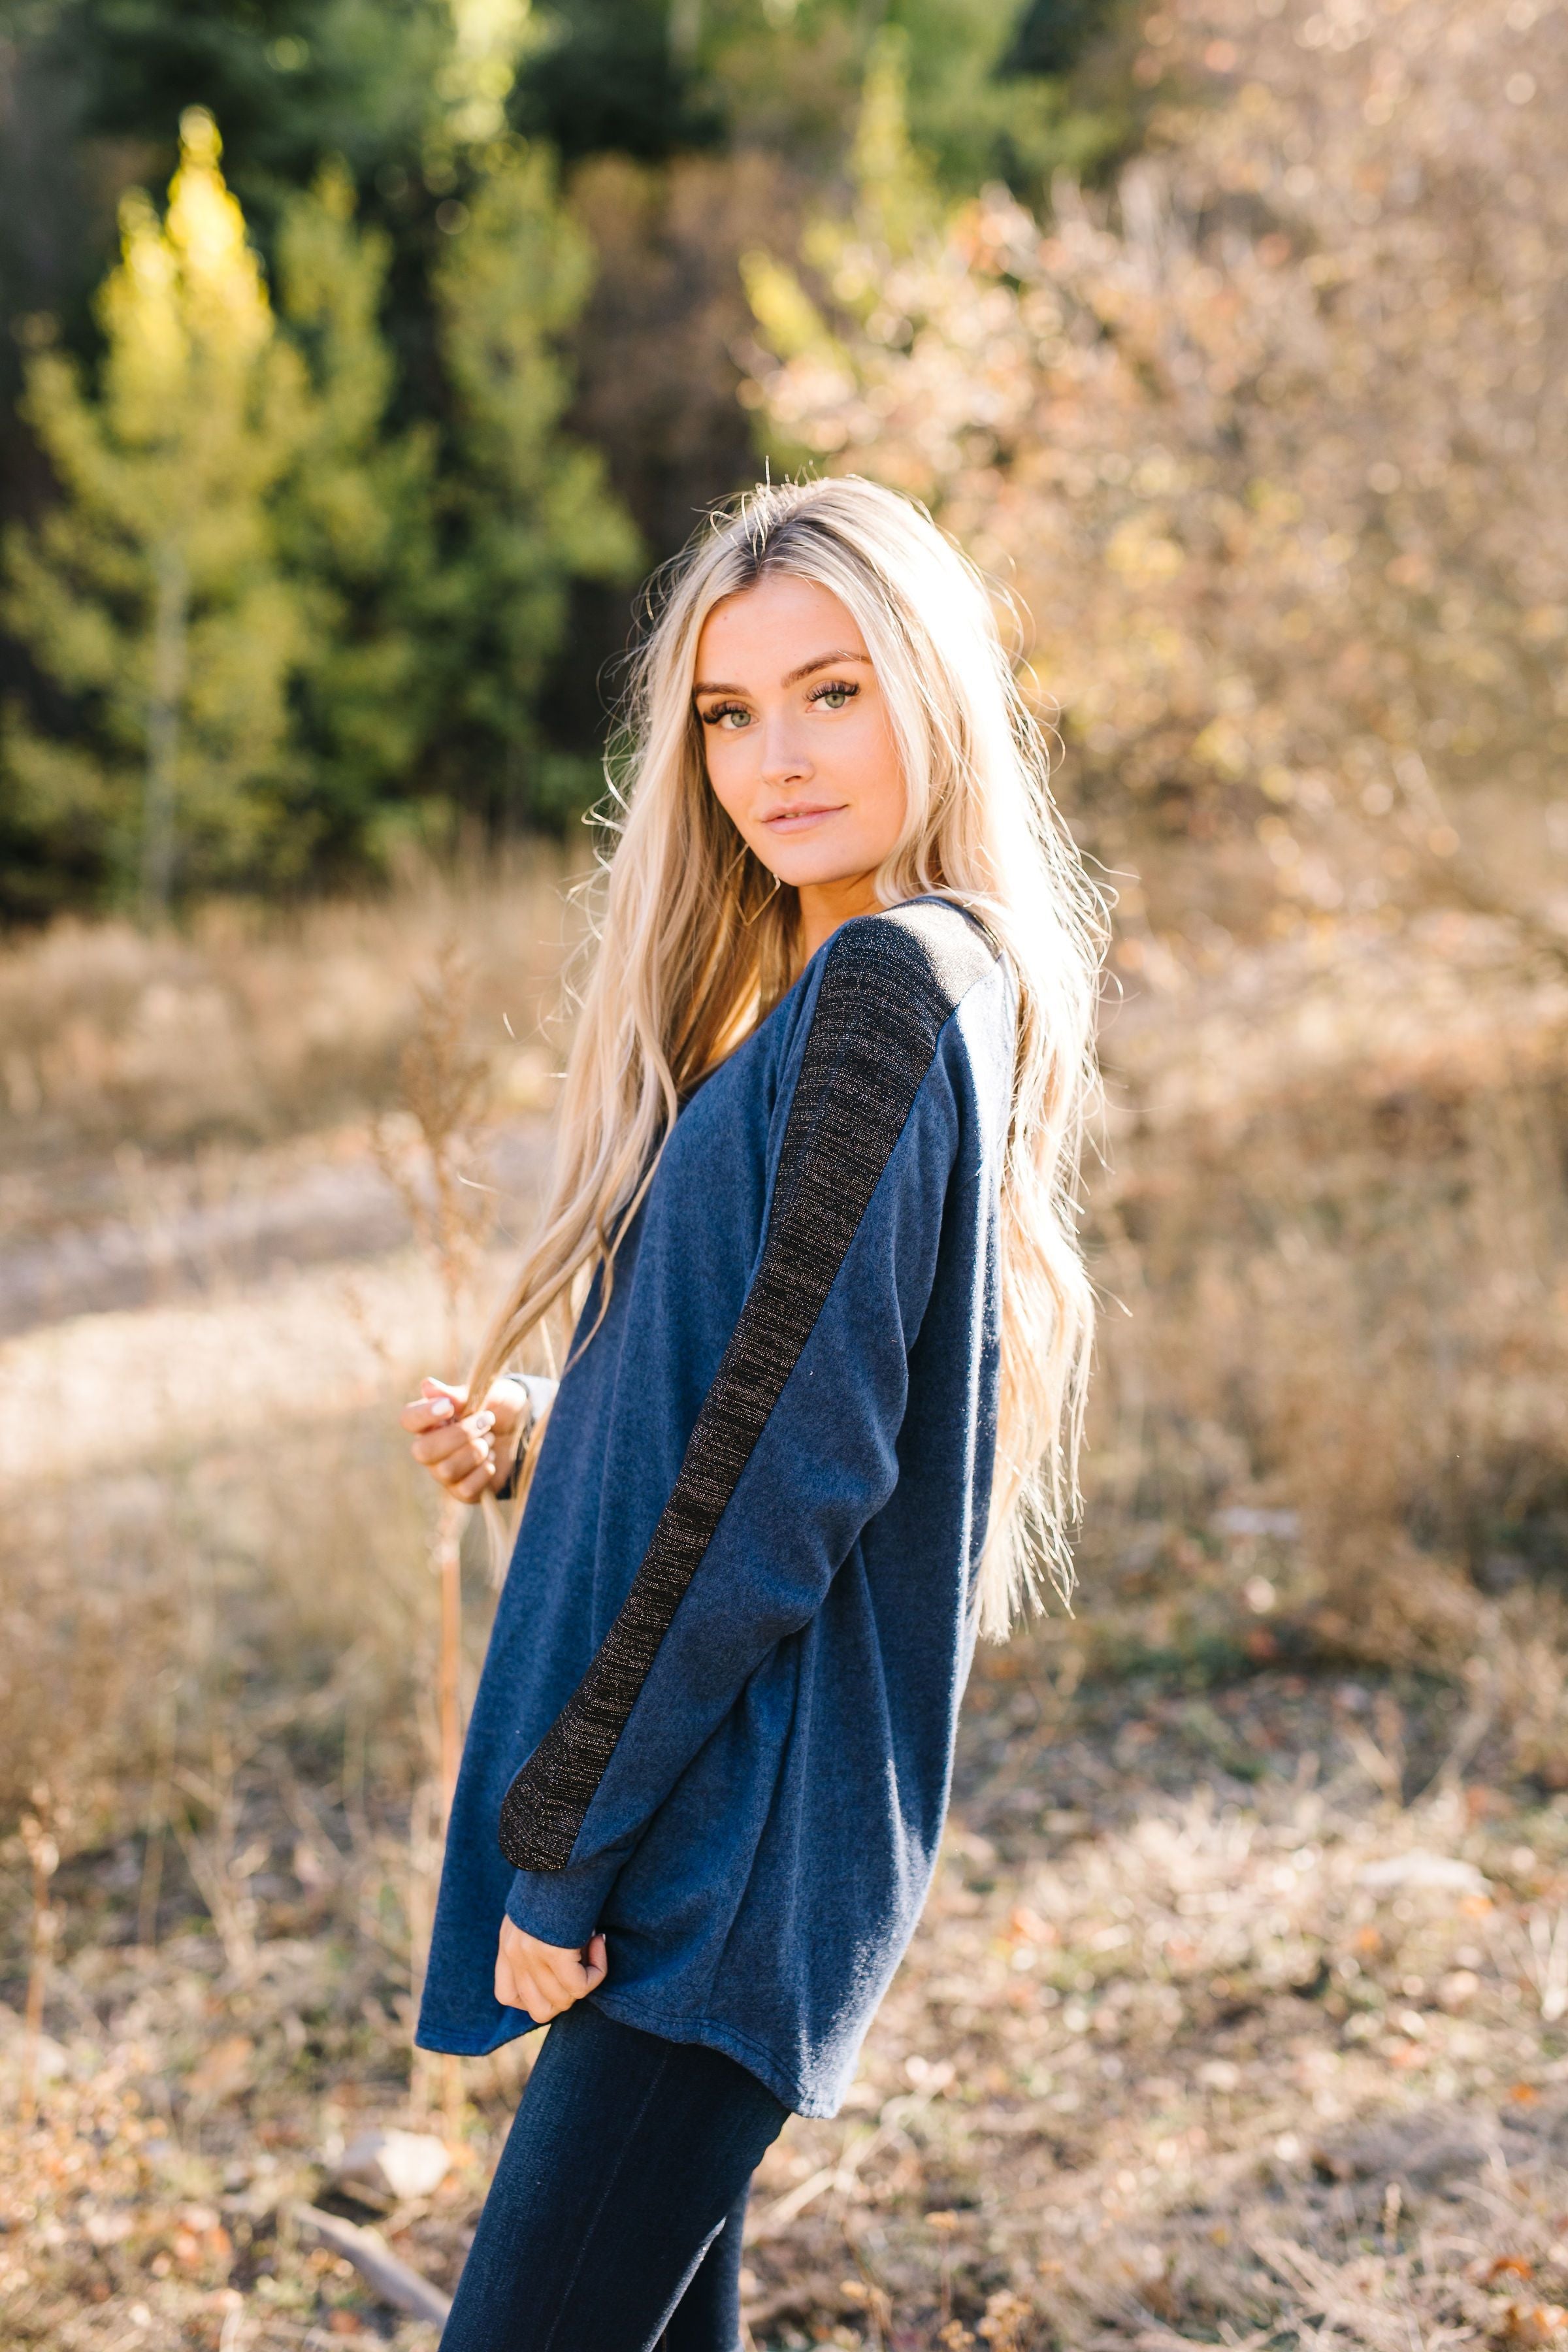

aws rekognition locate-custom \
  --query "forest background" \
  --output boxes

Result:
[6,1,1568,2347]
[0,0,1139,918]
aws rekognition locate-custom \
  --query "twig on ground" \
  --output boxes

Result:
[292,2204,453,2327]
[17,1789,61,2124]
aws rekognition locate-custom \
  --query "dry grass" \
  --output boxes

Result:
[6,1435,1568,2351]
[1092,911,1568,1692]
[745,1676,1568,2352]
[0,849,578,1204]
[3,875,1568,2347]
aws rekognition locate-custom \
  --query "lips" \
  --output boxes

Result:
[761,804,845,833]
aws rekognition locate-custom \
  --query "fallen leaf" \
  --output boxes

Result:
[1009,1904,1058,1946]
[185,2034,255,2103]
[336,2127,451,2204]
[1359,1851,1488,1895]
[1499,2303,1568,2345]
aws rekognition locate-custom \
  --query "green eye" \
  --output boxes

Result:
[811,682,857,711]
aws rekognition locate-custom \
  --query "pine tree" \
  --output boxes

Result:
[272,160,438,866]
[3,108,307,913]
[427,139,642,827]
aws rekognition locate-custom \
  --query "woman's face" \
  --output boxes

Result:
[693,576,907,896]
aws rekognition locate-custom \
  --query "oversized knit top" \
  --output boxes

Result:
[416,896,1015,2118]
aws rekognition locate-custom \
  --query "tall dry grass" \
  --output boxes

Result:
[1071,909,1568,1804]
[4,866,1568,2344]
[0,847,580,1179]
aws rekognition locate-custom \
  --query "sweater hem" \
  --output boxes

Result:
[414,2011,542,2059]
[414,1997,840,2117]
[586,1987,841,2119]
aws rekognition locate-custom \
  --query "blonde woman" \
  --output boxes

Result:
[404,477,1102,2351]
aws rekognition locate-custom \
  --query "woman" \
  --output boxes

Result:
[404,476,1102,2351]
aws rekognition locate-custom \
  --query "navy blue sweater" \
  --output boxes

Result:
[417,898,1013,2117]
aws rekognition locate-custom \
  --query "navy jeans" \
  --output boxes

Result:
[440,2001,788,2352]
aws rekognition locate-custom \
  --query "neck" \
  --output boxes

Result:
[791,870,882,976]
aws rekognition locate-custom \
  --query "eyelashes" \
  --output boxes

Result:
[696,680,860,728]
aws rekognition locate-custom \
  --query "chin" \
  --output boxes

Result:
[759,842,874,892]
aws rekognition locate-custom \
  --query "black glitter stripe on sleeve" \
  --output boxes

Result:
[497,899,998,1875]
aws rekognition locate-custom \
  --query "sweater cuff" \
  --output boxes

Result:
[492,1375,559,1503]
[504,1854,621,1950]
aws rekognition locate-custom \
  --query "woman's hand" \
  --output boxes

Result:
[494,1918,608,2019]
[400,1376,528,1503]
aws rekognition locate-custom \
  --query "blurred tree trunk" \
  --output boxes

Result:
[139,541,187,921]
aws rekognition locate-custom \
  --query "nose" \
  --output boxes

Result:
[758,711,812,791]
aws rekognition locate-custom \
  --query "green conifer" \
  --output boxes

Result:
[3,108,308,913]
[272,161,438,866]
[427,138,642,825]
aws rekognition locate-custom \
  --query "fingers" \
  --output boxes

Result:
[421,1443,495,1495]
[402,1380,531,1516]
[483,1377,527,1436]
[402,1379,506,1500]
[407,1411,497,1498]
[400,1379,466,1434]
[453,1458,496,1503]
[494,1922,608,2019]
[409,1410,493,1467]
[494,1943,524,2009]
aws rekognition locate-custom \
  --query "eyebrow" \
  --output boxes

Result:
[692,648,871,698]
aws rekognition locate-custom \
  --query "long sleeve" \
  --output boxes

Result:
[500,904,998,1950]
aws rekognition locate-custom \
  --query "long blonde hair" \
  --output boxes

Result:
[472,476,1105,1635]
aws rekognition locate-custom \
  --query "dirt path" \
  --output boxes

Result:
[0,1115,553,1340]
